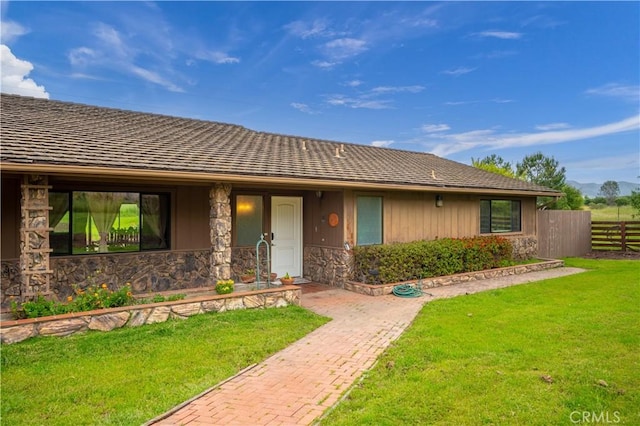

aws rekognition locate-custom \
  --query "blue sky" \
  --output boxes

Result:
[1,1,638,185]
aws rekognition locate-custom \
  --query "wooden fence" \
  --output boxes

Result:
[592,221,640,252]
[537,210,592,258]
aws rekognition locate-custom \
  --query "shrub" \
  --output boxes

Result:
[353,236,513,284]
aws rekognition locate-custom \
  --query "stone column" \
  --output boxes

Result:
[209,183,232,281]
[20,174,52,300]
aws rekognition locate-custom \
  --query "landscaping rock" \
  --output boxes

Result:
[202,299,226,313]
[127,308,152,327]
[89,312,130,331]
[145,306,171,324]
[38,318,88,336]
[171,303,202,318]
[0,324,36,344]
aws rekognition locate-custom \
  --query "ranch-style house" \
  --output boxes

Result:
[0,94,561,307]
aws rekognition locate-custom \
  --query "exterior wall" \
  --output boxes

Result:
[303,245,353,287]
[344,190,539,246]
[174,185,210,250]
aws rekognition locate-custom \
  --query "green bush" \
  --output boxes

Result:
[353,236,513,284]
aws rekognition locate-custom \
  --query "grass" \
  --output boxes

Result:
[585,205,636,221]
[1,306,329,425]
[320,258,640,425]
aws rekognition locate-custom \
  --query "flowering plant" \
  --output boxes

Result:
[10,283,136,319]
[215,279,234,295]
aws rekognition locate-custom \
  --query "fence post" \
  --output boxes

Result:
[621,222,627,252]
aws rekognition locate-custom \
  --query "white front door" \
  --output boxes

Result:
[271,196,302,278]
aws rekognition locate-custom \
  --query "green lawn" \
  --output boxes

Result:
[586,205,636,221]
[1,306,329,425]
[320,258,640,425]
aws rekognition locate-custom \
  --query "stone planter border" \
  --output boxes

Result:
[344,259,564,297]
[0,285,301,345]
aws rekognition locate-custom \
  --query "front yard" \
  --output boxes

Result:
[320,258,639,425]
[0,306,329,425]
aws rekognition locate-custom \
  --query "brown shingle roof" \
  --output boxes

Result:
[0,94,559,195]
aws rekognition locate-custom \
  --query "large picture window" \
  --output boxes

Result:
[49,191,170,255]
[235,195,263,246]
[357,196,383,245]
[480,199,521,233]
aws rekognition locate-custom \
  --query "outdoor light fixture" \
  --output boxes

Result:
[435,194,444,207]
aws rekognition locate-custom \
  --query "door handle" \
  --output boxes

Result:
[271,232,274,240]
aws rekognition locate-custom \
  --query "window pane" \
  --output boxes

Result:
[50,192,70,255]
[480,200,491,234]
[357,196,382,245]
[491,200,512,233]
[480,199,521,234]
[141,194,169,250]
[236,195,263,246]
[74,192,139,253]
[511,201,521,232]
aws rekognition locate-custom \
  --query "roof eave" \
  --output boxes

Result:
[0,162,561,197]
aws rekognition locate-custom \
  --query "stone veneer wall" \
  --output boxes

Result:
[0,250,212,306]
[507,235,538,260]
[303,245,353,287]
[0,286,301,345]
[1,260,20,308]
[231,246,270,279]
[210,183,232,280]
[20,174,52,298]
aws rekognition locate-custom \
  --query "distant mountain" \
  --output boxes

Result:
[567,180,639,198]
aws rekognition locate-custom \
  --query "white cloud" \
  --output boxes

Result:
[426,115,640,156]
[290,102,318,114]
[535,122,571,131]
[344,79,364,87]
[475,31,523,40]
[1,20,28,43]
[130,66,184,92]
[0,45,49,98]
[325,94,392,110]
[311,59,339,69]
[371,140,394,148]
[422,124,450,133]
[195,50,240,64]
[285,19,333,39]
[585,83,640,103]
[322,38,367,60]
[68,47,98,66]
[441,67,476,76]
[371,85,425,94]
[444,98,513,106]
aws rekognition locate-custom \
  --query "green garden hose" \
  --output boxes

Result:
[392,283,424,298]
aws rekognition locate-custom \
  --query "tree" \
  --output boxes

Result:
[553,184,584,210]
[630,190,640,219]
[599,180,620,206]
[515,152,566,190]
[471,154,518,178]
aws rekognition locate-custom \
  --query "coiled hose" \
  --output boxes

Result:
[392,283,425,298]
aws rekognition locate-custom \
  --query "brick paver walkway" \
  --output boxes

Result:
[149,267,584,426]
